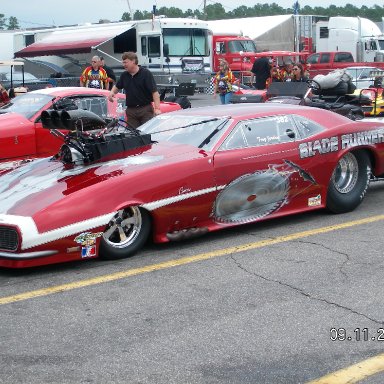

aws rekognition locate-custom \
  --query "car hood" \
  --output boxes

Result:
[0,141,206,218]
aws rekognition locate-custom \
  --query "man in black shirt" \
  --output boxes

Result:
[108,51,161,129]
[100,56,116,91]
[250,56,271,90]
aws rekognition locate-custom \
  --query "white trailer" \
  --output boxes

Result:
[0,31,17,62]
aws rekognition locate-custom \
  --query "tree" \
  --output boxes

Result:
[205,3,227,20]
[7,16,19,30]
[133,10,145,20]
[184,9,195,18]
[0,14,7,30]
[228,6,249,18]
[121,12,131,21]
[113,4,384,24]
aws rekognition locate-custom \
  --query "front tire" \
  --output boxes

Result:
[326,151,371,214]
[99,207,151,260]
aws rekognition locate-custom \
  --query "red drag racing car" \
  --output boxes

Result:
[0,103,384,268]
[0,87,181,174]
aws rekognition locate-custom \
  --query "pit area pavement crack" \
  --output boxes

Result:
[229,254,384,325]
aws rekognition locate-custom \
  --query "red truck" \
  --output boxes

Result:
[212,34,257,73]
[305,51,384,77]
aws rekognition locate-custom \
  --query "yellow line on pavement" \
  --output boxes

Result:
[306,353,384,383]
[1,214,384,306]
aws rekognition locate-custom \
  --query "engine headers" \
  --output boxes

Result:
[41,109,107,131]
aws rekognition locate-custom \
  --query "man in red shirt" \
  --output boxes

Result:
[80,56,108,89]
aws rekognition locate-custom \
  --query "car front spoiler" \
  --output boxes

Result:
[0,250,58,260]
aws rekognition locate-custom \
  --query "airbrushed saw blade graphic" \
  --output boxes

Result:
[213,161,317,224]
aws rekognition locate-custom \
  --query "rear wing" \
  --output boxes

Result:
[0,61,25,67]
[267,82,309,98]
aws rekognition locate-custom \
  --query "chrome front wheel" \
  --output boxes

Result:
[99,207,151,260]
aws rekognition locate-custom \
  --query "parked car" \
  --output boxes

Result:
[345,67,384,117]
[231,80,365,120]
[0,71,52,91]
[305,51,384,77]
[344,66,384,89]
[0,103,383,268]
[0,87,181,174]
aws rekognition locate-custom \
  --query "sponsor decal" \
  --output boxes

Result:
[341,130,384,149]
[81,245,97,258]
[299,128,384,159]
[299,136,338,158]
[74,232,103,258]
[308,194,321,207]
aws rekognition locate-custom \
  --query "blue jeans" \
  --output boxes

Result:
[219,92,232,104]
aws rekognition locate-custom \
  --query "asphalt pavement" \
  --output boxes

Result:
[189,91,221,108]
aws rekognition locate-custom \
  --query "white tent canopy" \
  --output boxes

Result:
[207,15,293,39]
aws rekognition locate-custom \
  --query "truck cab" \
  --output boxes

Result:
[314,16,384,62]
[212,35,257,72]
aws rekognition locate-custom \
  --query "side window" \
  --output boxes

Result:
[307,54,320,64]
[71,97,108,118]
[88,98,108,118]
[148,36,160,57]
[365,40,377,50]
[335,52,353,62]
[320,53,330,63]
[24,34,35,46]
[141,37,147,56]
[293,115,324,139]
[215,41,225,53]
[360,68,370,79]
[220,115,297,151]
[319,26,329,39]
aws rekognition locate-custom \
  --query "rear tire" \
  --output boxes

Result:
[326,151,371,213]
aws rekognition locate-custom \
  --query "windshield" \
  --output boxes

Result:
[345,68,359,80]
[228,40,257,53]
[163,28,209,56]
[139,114,230,150]
[0,93,53,119]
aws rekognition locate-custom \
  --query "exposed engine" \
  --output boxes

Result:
[41,106,152,165]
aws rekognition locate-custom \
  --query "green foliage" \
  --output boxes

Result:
[7,16,19,30]
[121,12,131,21]
[0,13,7,29]
[128,2,384,22]
[0,13,21,30]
